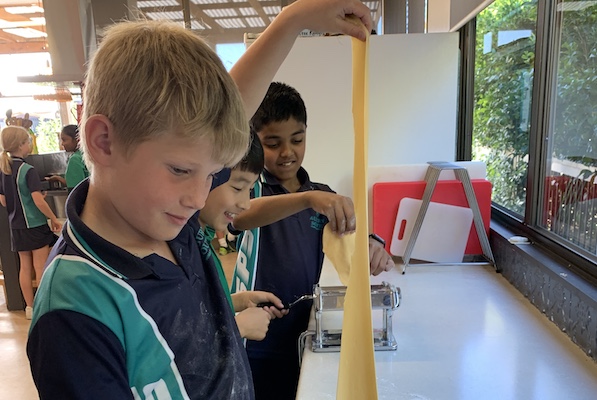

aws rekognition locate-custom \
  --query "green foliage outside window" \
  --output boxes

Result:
[34,117,62,154]
[473,0,537,215]
[552,6,597,163]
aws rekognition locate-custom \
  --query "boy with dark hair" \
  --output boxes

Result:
[231,82,395,399]
[26,0,374,397]
[199,133,288,341]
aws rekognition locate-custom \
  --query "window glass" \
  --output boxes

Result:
[216,43,246,71]
[541,1,597,255]
[472,0,538,216]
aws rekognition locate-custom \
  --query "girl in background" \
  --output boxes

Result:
[0,126,62,319]
[48,125,89,190]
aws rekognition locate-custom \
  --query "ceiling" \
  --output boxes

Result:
[0,0,382,54]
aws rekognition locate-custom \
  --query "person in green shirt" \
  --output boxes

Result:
[48,125,89,191]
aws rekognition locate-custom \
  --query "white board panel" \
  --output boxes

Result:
[273,33,459,199]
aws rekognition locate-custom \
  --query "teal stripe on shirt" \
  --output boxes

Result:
[33,254,190,399]
[16,163,47,228]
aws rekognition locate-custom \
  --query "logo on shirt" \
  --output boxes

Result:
[195,229,212,260]
[310,213,326,231]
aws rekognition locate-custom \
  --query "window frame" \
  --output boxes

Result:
[459,0,597,284]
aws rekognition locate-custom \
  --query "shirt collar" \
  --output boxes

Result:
[64,179,193,280]
[261,167,313,192]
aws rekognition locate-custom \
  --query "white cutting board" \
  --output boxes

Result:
[390,198,473,263]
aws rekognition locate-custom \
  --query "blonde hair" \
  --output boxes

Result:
[81,20,249,168]
[0,126,30,175]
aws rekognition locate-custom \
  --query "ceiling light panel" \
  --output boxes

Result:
[215,18,246,28]
[204,8,237,17]
[245,17,265,27]
[191,20,209,29]
[137,0,179,6]
[192,0,229,4]
[238,7,257,16]
[262,6,281,15]
[145,11,185,20]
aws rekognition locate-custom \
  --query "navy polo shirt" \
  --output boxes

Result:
[245,167,333,361]
[27,179,254,399]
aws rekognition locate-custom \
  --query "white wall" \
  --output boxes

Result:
[273,33,460,198]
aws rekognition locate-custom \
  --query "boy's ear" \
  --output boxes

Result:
[84,115,114,166]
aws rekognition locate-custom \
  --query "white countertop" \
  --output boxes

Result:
[296,261,597,400]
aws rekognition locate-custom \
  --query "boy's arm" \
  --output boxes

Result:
[233,291,288,340]
[28,311,131,399]
[234,308,272,341]
[230,0,372,118]
[0,194,5,207]
[369,239,395,275]
[233,191,356,234]
[231,290,286,317]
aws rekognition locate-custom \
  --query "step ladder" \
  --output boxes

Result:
[401,161,498,272]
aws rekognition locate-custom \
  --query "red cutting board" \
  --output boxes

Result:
[372,180,492,255]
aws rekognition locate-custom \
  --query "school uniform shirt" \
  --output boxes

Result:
[64,149,90,189]
[27,179,254,400]
[0,157,47,229]
[231,167,332,361]
[203,225,235,312]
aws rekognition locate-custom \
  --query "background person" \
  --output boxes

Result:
[0,126,62,319]
[47,124,89,190]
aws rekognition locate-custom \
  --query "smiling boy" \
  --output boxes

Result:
[199,134,287,341]
[231,82,395,400]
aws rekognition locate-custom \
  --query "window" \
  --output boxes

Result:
[472,0,538,216]
[469,0,597,271]
[540,1,597,257]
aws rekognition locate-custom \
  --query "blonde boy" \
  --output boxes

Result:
[26,1,373,398]
[28,21,252,399]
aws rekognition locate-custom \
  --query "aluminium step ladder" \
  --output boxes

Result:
[401,161,498,272]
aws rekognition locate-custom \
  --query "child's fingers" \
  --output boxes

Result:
[332,198,355,234]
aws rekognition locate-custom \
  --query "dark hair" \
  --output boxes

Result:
[250,82,307,133]
[61,125,79,140]
[234,131,263,175]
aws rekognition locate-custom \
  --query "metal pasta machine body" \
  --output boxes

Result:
[309,281,401,352]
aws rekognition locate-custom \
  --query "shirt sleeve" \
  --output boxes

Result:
[27,310,132,399]
[26,166,42,193]
[65,156,89,189]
